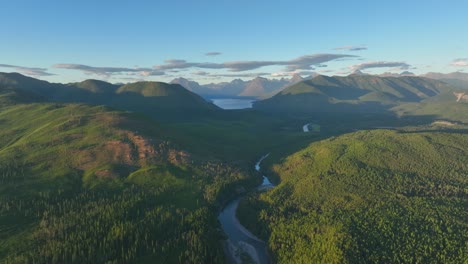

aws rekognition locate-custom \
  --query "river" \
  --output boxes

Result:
[218,154,274,264]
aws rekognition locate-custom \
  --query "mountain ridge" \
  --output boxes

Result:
[0,72,219,118]
[171,74,316,98]
[254,74,462,113]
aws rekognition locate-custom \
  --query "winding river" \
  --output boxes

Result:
[218,154,274,264]
[219,124,313,263]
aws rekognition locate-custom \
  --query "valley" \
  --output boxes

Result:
[0,72,467,263]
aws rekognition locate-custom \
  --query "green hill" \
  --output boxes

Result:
[238,129,468,263]
[116,81,218,110]
[0,100,253,263]
[117,81,184,97]
[254,75,455,113]
[0,73,219,120]
[0,72,61,98]
[70,79,118,94]
[392,90,468,123]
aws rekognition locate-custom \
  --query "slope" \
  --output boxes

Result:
[254,75,454,113]
[238,77,290,97]
[69,79,118,94]
[238,129,468,263]
[0,100,253,263]
[0,73,220,121]
[422,72,468,89]
[0,86,44,106]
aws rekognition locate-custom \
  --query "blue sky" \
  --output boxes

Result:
[1,0,467,84]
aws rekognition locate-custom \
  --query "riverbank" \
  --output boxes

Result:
[218,154,274,264]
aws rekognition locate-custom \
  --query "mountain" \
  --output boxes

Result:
[115,81,218,112]
[379,71,415,77]
[0,90,253,263]
[238,129,468,263]
[171,74,316,98]
[422,72,468,89]
[351,69,368,75]
[238,76,290,97]
[254,75,456,113]
[205,78,247,97]
[0,72,219,120]
[0,72,61,97]
[0,85,45,106]
[70,79,119,94]
[170,77,213,95]
[290,73,305,84]
[422,71,468,81]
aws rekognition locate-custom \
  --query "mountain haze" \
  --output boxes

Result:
[171,74,315,98]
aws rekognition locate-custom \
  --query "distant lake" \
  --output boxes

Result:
[210,98,255,110]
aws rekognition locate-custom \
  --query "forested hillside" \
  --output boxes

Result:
[254,75,457,113]
[238,129,468,263]
[0,102,255,263]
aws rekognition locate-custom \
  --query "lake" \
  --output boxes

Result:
[210,98,255,110]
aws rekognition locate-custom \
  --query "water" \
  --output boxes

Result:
[256,153,273,190]
[218,154,274,264]
[210,98,255,110]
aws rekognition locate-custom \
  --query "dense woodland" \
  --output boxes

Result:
[238,130,468,263]
[0,102,257,263]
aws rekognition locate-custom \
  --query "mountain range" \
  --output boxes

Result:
[253,74,466,114]
[0,72,218,120]
[171,71,468,99]
[171,73,315,98]
[421,71,468,89]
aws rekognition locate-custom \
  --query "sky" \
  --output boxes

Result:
[1,0,467,84]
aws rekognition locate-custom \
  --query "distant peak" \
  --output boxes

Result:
[350,69,367,76]
[400,71,415,76]
[170,77,190,83]
[290,73,304,83]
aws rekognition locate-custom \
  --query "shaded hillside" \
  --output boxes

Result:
[0,86,44,106]
[0,72,62,98]
[111,82,219,120]
[392,88,468,123]
[116,81,216,109]
[0,100,254,263]
[238,129,468,263]
[393,101,468,123]
[421,72,468,90]
[254,75,454,113]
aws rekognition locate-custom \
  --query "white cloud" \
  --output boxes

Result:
[0,64,54,76]
[205,52,222,56]
[334,45,367,51]
[153,53,357,72]
[451,58,468,67]
[53,64,164,76]
[192,71,209,76]
[271,70,316,77]
[350,61,411,72]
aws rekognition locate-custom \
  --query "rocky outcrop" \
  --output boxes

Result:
[453,92,468,102]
